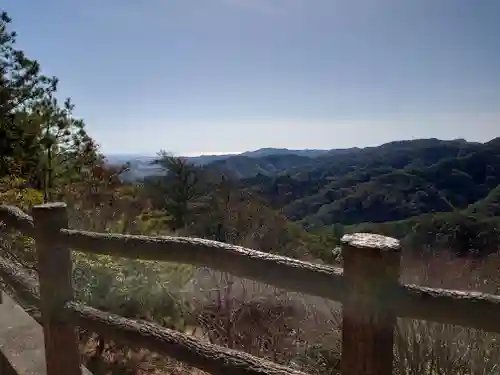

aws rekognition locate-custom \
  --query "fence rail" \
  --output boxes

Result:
[1,202,500,375]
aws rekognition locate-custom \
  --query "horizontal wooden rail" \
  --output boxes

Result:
[0,205,34,236]
[56,228,500,333]
[0,258,307,375]
[56,229,346,301]
[64,302,306,375]
[395,284,500,333]
[3,203,500,375]
[0,256,40,308]
[0,255,308,375]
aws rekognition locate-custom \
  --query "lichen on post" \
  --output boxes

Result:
[340,232,402,375]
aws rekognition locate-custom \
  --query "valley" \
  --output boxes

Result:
[111,137,500,229]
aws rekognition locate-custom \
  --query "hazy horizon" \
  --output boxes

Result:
[4,0,499,154]
[105,135,495,158]
[107,151,244,157]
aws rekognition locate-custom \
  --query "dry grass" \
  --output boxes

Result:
[80,248,500,375]
[186,269,342,373]
[80,331,209,375]
[395,249,500,375]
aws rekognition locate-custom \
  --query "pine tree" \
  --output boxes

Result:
[0,11,100,200]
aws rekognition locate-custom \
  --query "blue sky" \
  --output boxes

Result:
[4,0,500,155]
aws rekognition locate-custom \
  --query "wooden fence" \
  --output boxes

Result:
[1,202,500,375]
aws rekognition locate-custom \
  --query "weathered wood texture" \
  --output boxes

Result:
[0,205,35,306]
[395,284,500,333]
[65,302,306,375]
[33,203,81,375]
[3,203,500,375]
[340,233,401,375]
[56,227,500,334]
[57,228,346,301]
[0,253,305,375]
[0,205,34,236]
[0,256,40,309]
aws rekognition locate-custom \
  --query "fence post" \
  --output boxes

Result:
[33,203,81,375]
[340,233,402,375]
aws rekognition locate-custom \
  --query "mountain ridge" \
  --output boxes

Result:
[229,137,500,227]
[107,138,500,228]
[106,147,330,180]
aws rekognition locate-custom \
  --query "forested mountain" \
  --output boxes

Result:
[233,138,500,227]
[117,138,500,227]
[466,184,500,217]
[239,148,327,158]
[3,8,500,374]
[4,1,495,257]
[204,154,314,179]
[107,148,326,181]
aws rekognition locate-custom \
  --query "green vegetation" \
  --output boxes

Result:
[122,138,500,257]
[2,9,500,375]
[195,138,500,256]
[235,138,500,226]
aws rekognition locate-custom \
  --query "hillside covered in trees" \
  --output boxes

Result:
[2,0,498,260]
[126,137,500,257]
[121,137,500,231]
[195,138,500,256]
[232,138,500,226]
[3,8,500,375]
[0,10,345,373]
